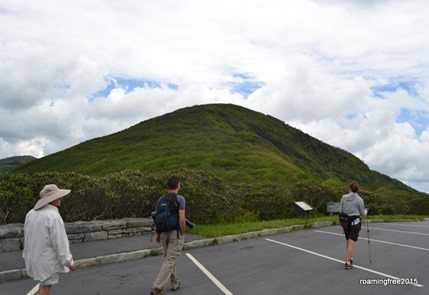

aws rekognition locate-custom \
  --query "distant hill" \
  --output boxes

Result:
[11,104,419,194]
[0,155,37,173]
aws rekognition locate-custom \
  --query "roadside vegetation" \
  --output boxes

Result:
[1,169,427,226]
[187,215,427,238]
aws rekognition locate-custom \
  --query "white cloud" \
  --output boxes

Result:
[1,0,429,192]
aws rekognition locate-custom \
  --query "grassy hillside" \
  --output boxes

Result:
[12,104,418,194]
[0,155,37,173]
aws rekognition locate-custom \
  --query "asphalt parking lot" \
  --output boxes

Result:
[2,219,428,295]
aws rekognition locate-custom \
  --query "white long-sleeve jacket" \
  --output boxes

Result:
[23,204,74,281]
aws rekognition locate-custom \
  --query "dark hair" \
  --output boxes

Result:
[167,176,180,190]
[349,181,359,193]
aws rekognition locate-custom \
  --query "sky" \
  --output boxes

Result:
[1,0,429,193]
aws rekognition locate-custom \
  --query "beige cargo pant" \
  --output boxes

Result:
[153,230,184,290]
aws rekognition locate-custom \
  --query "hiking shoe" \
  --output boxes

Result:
[345,261,353,270]
[171,282,181,291]
[150,288,164,295]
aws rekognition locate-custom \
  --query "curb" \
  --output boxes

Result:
[0,218,388,283]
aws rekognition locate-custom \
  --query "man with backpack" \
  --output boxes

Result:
[151,176,186,295]
[339,181,368,270]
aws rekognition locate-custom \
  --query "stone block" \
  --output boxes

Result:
[122,227,140,234]
[65,221,102,234]
[84,231,108,242]
[0,238,22,252]
[67,233,85,241]
[102,219,127,230]
[0,224,23,239]
[107,229,123,235]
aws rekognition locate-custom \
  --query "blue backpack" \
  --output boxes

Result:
[153,193,179,233]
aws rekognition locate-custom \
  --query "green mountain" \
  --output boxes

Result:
[0,155,37,173]
[12,104,418,194]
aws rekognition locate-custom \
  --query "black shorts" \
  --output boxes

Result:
[340,219,362,241]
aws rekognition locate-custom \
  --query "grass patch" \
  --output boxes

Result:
[377,215,427,222]
[189,215,426,238]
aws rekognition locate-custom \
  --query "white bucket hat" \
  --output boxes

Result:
[34,184,71,210]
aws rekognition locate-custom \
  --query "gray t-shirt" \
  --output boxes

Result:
[156,193,185,210]
[176,194,185,210]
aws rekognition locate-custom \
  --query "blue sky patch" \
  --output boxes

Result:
[396,108,429,136]
[229,73,264,98]
[90,77,178,99]
[372,79,419,98]
[345,112,357,120]
[52,82,71,97]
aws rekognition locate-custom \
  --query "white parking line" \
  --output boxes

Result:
[265,238,424,288]
[27,283,39,295]
[314,230,429,252]
[381,223,429,228]
[369,227,429,236]
[186,253,233,295]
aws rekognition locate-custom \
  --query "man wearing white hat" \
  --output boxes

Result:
[23,184,77,295]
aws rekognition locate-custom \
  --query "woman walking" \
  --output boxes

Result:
[339,182,368,270]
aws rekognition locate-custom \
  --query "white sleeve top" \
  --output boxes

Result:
[23,204,74,281]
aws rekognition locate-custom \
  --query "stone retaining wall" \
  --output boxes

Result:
[0,218,153,253]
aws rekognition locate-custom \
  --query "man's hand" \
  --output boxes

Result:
[156,233,161,244]
[69,261,77,271]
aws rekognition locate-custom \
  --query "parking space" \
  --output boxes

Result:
[1,220,427,294]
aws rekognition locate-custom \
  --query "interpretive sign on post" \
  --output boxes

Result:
[327,201,340,216]
[293,201,313,218]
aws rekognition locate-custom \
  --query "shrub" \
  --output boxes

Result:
[360,190,410,215]
[0,171,427,225]
[0,173,34,224]
[0,169,246,224]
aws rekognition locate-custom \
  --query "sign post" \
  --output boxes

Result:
[326,201,340,216]
[293,201,313,218]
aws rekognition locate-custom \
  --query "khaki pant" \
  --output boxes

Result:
[153,230,183,290]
